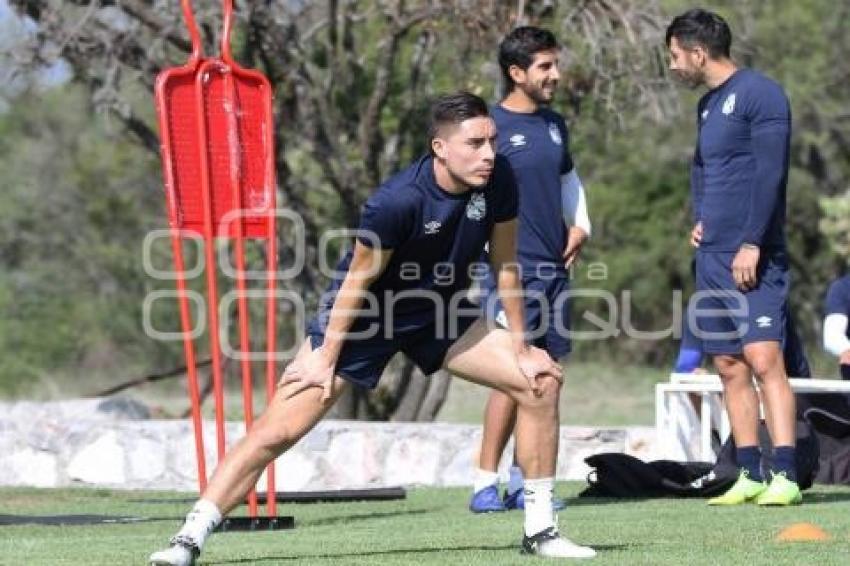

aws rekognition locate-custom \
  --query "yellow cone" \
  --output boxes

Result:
[775,523,831,542]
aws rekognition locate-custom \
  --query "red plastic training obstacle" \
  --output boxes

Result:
[154,0,279,519]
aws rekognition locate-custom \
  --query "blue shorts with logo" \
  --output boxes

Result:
[692,249,788,355]
[305,299,480,390]
[481,274,571,360]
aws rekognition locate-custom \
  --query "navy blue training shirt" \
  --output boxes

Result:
[826,275,850,340]
[491,105,574,272]
[691,68,790,251]
[319,154,518,320]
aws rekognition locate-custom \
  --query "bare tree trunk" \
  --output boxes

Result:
[415,370,452,421]
[7,0,674,422]
[390,361,430,421]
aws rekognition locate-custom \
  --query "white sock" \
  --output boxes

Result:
[175,499,222,550]
[523,477,555,536]
[472,467,499,494]
[507,465,524,495]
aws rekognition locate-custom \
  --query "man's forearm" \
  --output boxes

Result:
[742,129,788,245]
[496,263,529,353]
[320,245,387,362]
[561,169,591,236]
[320,279,372,362]
[690,159,704,223]
[823,314,850,358]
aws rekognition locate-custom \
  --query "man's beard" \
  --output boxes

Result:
[527,81,556,104]
[673,69,704,89]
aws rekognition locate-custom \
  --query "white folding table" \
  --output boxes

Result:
[655,373,850,461]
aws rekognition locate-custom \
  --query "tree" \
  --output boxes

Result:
[7,0,734,415]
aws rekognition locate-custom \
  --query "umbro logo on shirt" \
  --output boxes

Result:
[424,220,441,235]
[509,134,526,147]
[756,316,773,328]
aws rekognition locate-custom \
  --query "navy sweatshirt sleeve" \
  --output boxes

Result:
[741,82,791,246]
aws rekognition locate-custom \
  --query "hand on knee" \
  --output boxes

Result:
[516,375,560,412]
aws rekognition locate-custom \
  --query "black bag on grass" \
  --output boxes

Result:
[580,420,818,498]
[578,453,735,498]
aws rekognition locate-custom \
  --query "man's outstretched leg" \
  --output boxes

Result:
[446,321,595,559]
[150,344,348,566]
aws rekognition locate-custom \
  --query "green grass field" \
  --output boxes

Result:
[2,484,849,565]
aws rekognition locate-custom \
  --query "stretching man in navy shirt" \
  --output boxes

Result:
[667,9,801,505]
[469,27,591,514]
[149,92,595,565]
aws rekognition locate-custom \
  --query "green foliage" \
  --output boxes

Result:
[0,87,182,395]
[820,191,850,260]
[1,0,848,399]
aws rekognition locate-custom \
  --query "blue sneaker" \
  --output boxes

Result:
[503,489,566,511]
[469,485,506,513]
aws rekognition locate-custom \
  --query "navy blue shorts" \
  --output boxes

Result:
[481,275,571,360]
[692,249,789,355]
[305,300,480,389]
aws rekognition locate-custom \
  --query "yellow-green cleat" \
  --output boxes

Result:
[707,470,767,506]
[756,472,802,506]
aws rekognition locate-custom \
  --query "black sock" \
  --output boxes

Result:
[735,446,762,481]
[772,446,797,482]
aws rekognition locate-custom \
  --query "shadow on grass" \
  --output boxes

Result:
[797,491,850,505]
[297,508,430,528]
[207,543,631,563]
[561,496,654,506]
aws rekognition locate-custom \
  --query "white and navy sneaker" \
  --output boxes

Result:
[521,526,596,559]
[149,535,199,566]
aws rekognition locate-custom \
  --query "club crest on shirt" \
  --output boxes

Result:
[509,134,526,147]
[722,93,736,115]
[466,192,486,221]
[548,122,563,145]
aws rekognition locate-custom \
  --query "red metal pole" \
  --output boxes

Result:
[156,1,207,491]
[265,204,278,517]
[222,65,259,516]
[195,62,227,463]
[169,235,208,492]
[259,14,279,512]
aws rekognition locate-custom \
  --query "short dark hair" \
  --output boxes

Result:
[498,26,558,92]
[428,91,489,151]
[665,9,732,59]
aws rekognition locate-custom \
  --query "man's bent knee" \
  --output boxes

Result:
[512,374,560,412]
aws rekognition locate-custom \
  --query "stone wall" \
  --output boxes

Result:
[0,398,657,490]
